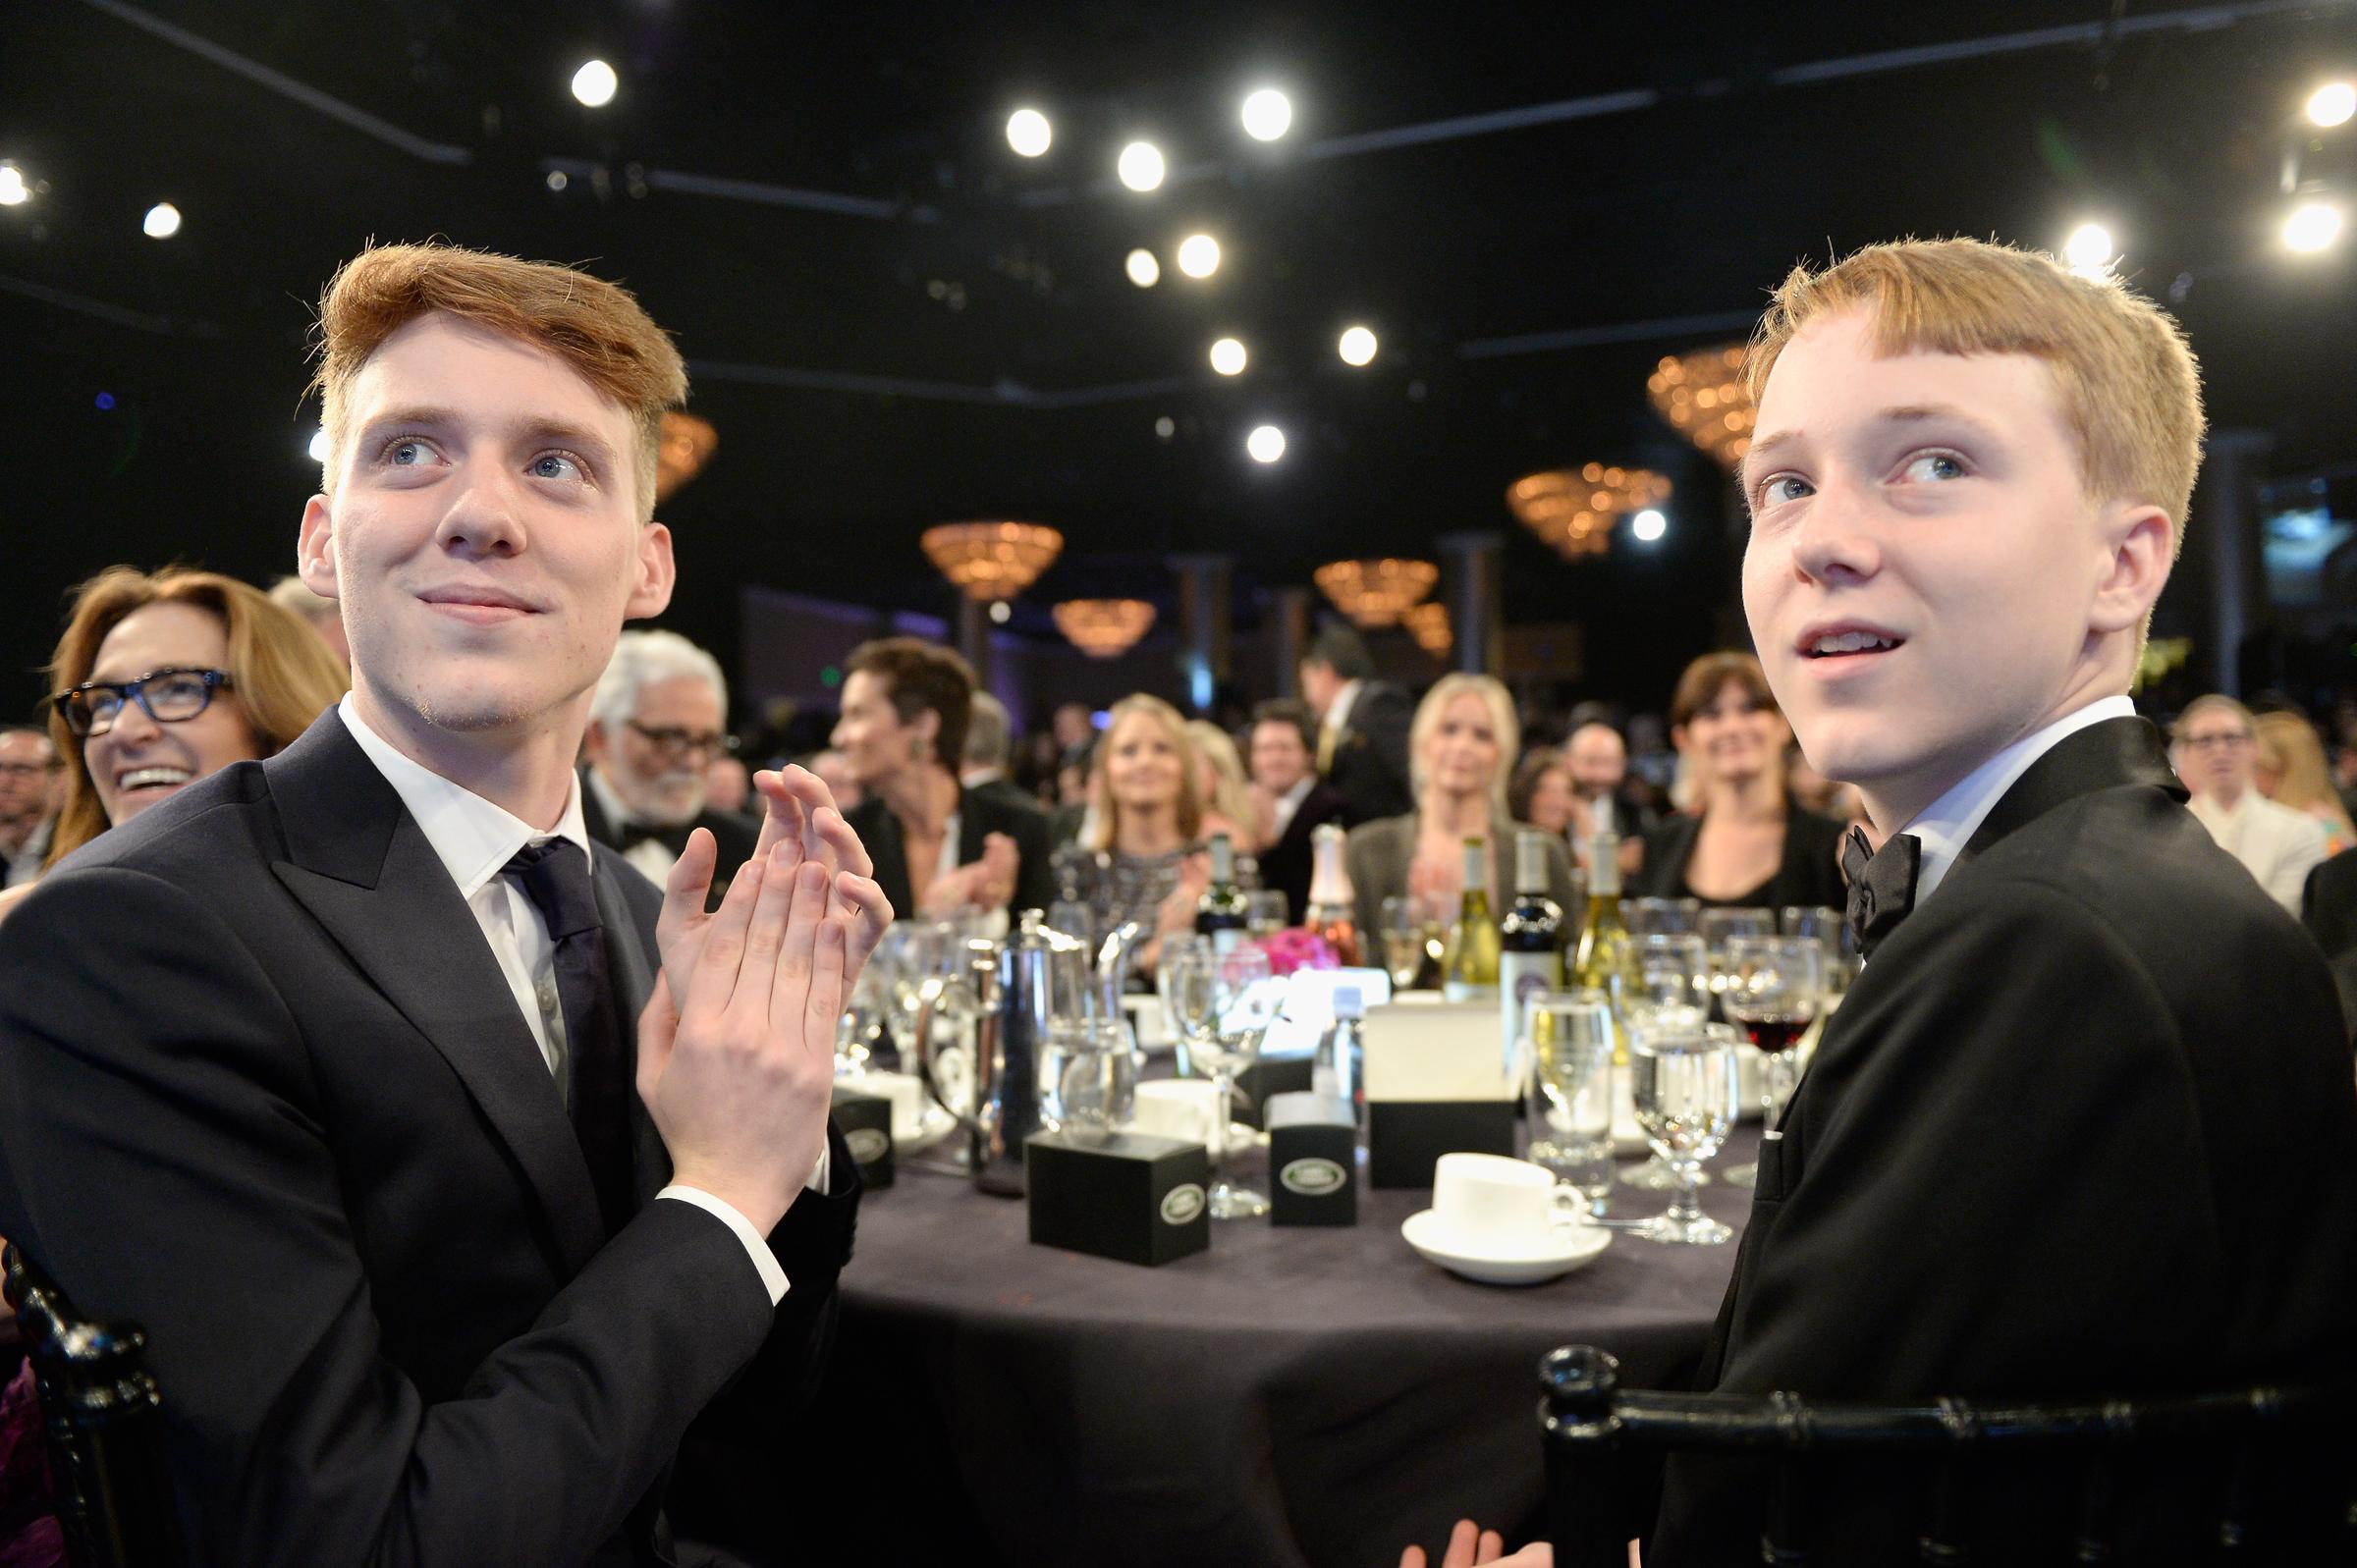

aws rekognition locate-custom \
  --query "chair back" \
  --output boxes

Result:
[3,1244,185,1568]
[1538,1344,2354,1566]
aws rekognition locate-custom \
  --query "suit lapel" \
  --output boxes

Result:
[265,715,607,1276]
[956,785,986,867]
[592,858,674,1207]
[1959,717,2184,864]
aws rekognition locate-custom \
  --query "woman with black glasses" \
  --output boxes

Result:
[0,567,347,926]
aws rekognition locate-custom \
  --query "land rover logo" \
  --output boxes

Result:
[1280,1158,1346,1196]
[1160,1183,1206,1225]
[845,1127,891,1164]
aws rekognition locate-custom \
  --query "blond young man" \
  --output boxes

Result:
[1413,240,2356,1568]
[0,243,891,1567]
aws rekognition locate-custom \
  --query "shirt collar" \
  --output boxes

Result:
[339,693,595,899]
[1327,678,1363,733]
[584,764,634,832]
[1280,775,1316,815]
[1900,694,2136,907]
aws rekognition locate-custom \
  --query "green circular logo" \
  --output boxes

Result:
[1160,1183,1206,1225]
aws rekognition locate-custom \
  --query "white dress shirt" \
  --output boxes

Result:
[2188,787,2330,914]
[338,695,792,1304]
[1322,678,1364,745]
[584,764,685,887]
[1268,775,1316,842]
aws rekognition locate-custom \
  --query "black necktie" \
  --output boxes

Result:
[1840,826,1922,961]
[620,820,693,860]
[503,839,634,1234]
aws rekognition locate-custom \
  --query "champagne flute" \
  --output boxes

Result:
[1200,943,1277,1218]
[1627,1015,1740,1245]
[1718,935,1824,1188]
[1524,991,1617,1217]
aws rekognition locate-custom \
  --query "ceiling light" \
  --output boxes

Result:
[1125,248,1161,287]
[2283,198,2344,253]
[1209,337,1247,376]
[1246,425,1287,463]
[1338,325,1378,366]
[2307,81,2355,129]
[2062,221,2113,276]
[1117,141,1166,192]
[141,202,182,240]
[1631,509,1668,543]
[307,427,331,463]
[1007,108,1052,157]
[0,164,29,206]
[1241,89,1292,141]
[571,59,618,108]
[1176,234,1221,278]
[1154,415,1177,440]
[989,600,1013,623]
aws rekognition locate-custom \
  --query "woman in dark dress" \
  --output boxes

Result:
[1634,652,1846,910]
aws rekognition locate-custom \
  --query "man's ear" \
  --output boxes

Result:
[2088,502,2174,636]
[626,520,677,622]
[583,721,613,766]
[297,495,340,601]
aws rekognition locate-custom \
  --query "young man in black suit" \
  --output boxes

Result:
[1415,240,2357,1567]
[581,627,763,908]
[1246,698,1352,922]
[0,243,893,1567]
[1301,622,1415,824]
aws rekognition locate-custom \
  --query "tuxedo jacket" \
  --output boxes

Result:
[2302,848,2357,1040]
[1630,797,1848,910]
[1255,781,1352,924]
[0,712,859,1568]
[577,763,763,909]
[1650,719,2357,1562]
[1324,681,1415,825]
[845,782,1056,919]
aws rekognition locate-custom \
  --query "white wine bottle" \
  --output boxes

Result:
[1567,832,1639,1062]
[1498,830,1564,1081]
[1440,838,1501,1002]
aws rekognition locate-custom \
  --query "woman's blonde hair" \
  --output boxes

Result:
[1084,694,1203,853]
[45,567,351,865]
[1408,674,1518,817]
[2254,709,2356,842]
[1184,720,1255,840]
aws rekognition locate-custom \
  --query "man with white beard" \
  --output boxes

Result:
[581,628,761,905]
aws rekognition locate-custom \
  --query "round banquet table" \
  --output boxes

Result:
[771,1127,1760,1568]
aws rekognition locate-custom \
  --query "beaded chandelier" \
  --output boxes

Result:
[1052,599,1157,658]
[1312,558,1439,628]
[919,521,1065,601]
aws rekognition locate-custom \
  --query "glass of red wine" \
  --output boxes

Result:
[1718,935,1825,1190]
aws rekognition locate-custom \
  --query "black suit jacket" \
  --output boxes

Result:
[0,712,859,1568]
[1324,681,1415,824]
[2302,848,2357,1040]
[1630,798,1848,909]
[577,763,762,910]
[846,780,1056,919]
[1255,781,1353,922]
[1651,719,2357,1562]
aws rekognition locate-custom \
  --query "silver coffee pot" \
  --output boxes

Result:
[912,912,1071,1196]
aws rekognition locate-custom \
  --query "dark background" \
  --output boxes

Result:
[4,0,2352,728]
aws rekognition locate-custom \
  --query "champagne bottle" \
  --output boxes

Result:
[1567,831,1640,1062]
[1499,830,1564,1081]
[1194,832,1249,954]
[1303,823,1361,966]
[1440,838,1501,1002]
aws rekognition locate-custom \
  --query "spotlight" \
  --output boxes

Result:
[2062,222,2113,276]
[1209,337,1247,376]
[0,164,28,206]
[1338,325,1378,366]
[2284,198,2344,253]
[989,600,1013,623]
[1246,425,1287,463]
[1240,89,1292,141]
[571,59,618,108]
[1125,248,1162,288]
[2308,81,2355,129]
[141,202,182,240]
[307,427,331,463]
[1631,509,1668,543]
[1007,108,1052,157]
[1154,415,1177,440]
[1117,141,1166,192]
[1176,234,1221,278]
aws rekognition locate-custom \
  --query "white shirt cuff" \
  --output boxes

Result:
[656,1186,790,1305]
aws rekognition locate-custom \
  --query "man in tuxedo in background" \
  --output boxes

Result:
[0,726,58,889]
[0,242,892,1568]
[959,690,1043,821]
[1246,698,1351,921]
[1300,622,1413,824]
[582,628,761,907]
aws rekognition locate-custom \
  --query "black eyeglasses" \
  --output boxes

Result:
[53,668,234,738]
[625,722,736,763]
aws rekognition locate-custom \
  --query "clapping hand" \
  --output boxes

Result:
[1400,1521,1555,1568]
[919,831,1019,914]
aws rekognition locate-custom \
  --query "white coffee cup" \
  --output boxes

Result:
[1431,1152,1560,1256]
[1128,1078,1226,1154]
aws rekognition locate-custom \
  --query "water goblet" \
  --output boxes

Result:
[1524,991,1617,1217]
[1718,935,1824,1188]
[1627,1014,1740,1245]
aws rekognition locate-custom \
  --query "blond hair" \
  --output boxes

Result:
[1184,720,1255,840]
[1085,695,1205,853]
[1745,238,2205,540]
[2254,709,2357,842]
[1408,674,1519,816]
[308,243,687,518]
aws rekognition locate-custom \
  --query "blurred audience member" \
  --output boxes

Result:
[2254,708,2355,856]
[267,572,353,668]
[834,637,1052,919]
[806,746,863,811]
[1246,698,1350,924]
[1186,719,1255,846]
[704,753,750,813]
[0,567,347,926]
[1067,694,1208,973]
[961,691,1039,823]
[2174,695,2328,912]
[0,728,59,891]
[1507,746,1572,838]
[1301,622,1413,822]
[1633,652,1846,909]
[1345,674,1576,944]
[579,629,758,901]
[1051,700,1097,761]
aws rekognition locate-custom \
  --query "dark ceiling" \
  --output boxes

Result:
[4,0,2353,724]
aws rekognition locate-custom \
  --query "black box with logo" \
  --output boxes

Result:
[1265,1092,1357,1226]
[830,1084,895,1191]
[1023,1129,1210,1267]
[1234,1055,1316,1128]
[1362,1001,1519,1189]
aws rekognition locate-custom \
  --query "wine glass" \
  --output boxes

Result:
[1718,935,1825,1189]
[1246,890,1289,936]
[1523,991,1617,1217]
[1780,903,1854,999]
[1380,894,1427,992]
[1198,943,1278,1218]
[1158,935,1217,1073]
[1697,906,1776,998]
[1616,936,1711,1192]
[1625,896,1702,938]
[1627,1014,1740,1245]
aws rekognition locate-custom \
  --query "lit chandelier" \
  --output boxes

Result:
[1506,464,1672,561]
[655,412,719,502]
[1053,599,1157,659]
[920,521,1064,601]
[1312,558,1439,628]
[1404,601,1451,659]
[1646,343,1753,469]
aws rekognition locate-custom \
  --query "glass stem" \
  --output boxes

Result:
[1765,1049,1798,1129]
[1669,1160,1702,1223]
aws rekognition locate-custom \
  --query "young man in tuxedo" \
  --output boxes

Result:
[0,243,892,1568]
[1412,240,2357,1567]
[1245,698,1351,921]
[1300,622,1414,824]
[582,627,763,906]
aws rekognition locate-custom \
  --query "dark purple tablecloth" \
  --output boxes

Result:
[779,1129,1759,1568]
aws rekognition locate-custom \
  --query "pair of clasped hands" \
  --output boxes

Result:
[634,764,893,1239]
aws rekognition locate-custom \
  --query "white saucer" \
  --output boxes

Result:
[1400,1209,1613,1285]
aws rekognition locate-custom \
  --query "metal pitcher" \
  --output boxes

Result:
[913,912,1071,1196]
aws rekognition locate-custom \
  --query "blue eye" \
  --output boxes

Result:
[1759,475,1813,506]
[386,439,435,466]
[530,453,583,481]
[1900,453,1965,482]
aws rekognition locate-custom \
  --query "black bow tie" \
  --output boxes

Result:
[620,820,693,859]
[1841,826,1922,961]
